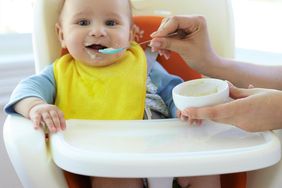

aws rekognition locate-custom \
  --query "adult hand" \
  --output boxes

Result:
[149,15,219,74]
[178,84,282,132]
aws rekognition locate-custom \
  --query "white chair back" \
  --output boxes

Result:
[32,0,234,72]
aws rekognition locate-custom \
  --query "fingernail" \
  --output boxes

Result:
[150,41,161,47]
[150,31,158,37]
[164,54,169,60]
[182,111,188,116]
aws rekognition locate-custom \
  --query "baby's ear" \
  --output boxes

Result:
[55,23,66,48]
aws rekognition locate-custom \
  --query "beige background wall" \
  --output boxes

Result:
[0,109,23,188]
[0,60,34,188]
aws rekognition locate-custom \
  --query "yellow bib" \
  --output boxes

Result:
[54,42,147,120]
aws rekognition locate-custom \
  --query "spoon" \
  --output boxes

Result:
[98,29,191,54]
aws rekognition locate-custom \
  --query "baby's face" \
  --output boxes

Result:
[57,0,132,67]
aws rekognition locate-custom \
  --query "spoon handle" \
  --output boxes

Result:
[138,29,192,45]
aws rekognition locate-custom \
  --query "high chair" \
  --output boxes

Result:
[3,0,281,188]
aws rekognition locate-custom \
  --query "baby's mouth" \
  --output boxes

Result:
[85,44,107,60]
[85,44,107,51]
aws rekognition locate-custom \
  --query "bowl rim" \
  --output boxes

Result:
[172,78,229,99]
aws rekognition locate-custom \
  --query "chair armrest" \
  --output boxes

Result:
[3,115,68,188]
[247,130,282,188]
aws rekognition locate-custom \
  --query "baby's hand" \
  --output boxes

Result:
[29,103,66,132]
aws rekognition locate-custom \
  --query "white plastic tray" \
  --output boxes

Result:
[50,119,281,177]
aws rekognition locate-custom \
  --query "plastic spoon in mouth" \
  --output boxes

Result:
[98,29,193,54]
[98,47,125,54]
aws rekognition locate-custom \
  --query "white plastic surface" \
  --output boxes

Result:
[3,115,68,188]
[9,0,281,187]
[50,119,280,177]
[247,130,282,188]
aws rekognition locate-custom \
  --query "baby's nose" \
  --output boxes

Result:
[88,26,106,37]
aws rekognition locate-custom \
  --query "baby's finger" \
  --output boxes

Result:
[58,110,66,130]
[49,110,62,131]
[30,113,42,129]
[42,111,56,132]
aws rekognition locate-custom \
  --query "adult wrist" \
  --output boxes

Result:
[200,52,222,77]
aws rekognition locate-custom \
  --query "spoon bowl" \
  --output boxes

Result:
[98,48,125,54]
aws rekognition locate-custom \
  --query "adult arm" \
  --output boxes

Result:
[181,84,282,132]
[149,15,282,89]
[150,15,282,131]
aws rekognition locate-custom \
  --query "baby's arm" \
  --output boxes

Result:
[13,97,44,118]
[5,65,65,132]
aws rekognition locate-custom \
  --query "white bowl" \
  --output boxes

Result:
[172,78,229,111]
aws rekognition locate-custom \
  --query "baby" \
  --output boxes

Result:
[4,0,219,187]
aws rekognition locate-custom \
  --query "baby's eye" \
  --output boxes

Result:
[105,20,117,26]
[77,19,91,26]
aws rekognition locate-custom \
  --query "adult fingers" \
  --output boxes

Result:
[151,16,203,38]
[229,84,250,99]
[151,16,180,37]
[248,84,254,89]
[182,102,238,121]
[178,111,203,126]
[180,113,189,121]
[176,110,181,118]
[229,84,263,99]
[150,37,191,53]
[158,49,171,59]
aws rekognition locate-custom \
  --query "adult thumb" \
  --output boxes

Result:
[150,37,189,52]
[229,84,256,99]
